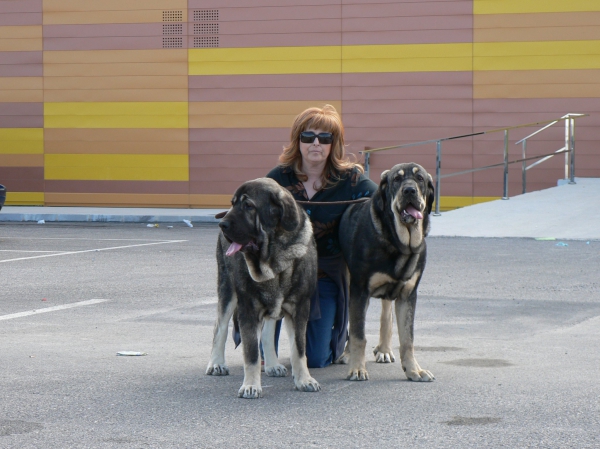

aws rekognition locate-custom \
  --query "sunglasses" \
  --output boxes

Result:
[300,131,334,145]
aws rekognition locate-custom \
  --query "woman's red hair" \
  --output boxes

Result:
[279,104,363,188]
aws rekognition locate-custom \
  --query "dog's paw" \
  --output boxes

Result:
[294,376,321,392]
[373,345,396,363]
[264,363,288,377]
[404,366,435,382]
[346,369,369,381]
[206,364,229,376]
[238,384,263,399]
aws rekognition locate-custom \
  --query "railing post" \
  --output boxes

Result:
[569,117,576,184]
[363,147,370,179]
[433,140,442,216]
[522,140,527,194]
[502,130,509,199]
[564,118,570,180]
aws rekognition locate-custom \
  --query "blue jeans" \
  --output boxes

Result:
[306,277,338,368]
[271,277,338,368]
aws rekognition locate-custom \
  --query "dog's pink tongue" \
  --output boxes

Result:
[406,205,423,220]
[226,242,243,256]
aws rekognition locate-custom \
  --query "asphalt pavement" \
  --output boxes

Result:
[0,179,598,448]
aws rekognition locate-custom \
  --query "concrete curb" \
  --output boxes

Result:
[0,207,224,224]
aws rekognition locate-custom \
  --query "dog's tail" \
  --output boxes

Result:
[232,308,241,348]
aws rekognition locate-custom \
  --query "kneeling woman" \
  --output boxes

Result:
[267,104,377,368]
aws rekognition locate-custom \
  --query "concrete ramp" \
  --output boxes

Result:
[429,178,600,240]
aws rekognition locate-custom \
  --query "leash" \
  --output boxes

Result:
[214,197,369,219]
[295,198,369,206]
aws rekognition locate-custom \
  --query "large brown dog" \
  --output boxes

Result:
[206,178,321,398]
[339,163,435,382]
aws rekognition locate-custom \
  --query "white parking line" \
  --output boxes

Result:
[0,240,187,263]
[0,299,111,321]
[0,250,64,253]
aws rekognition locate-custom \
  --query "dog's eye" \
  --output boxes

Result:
[244,202,254,211]
[416,174,424,182]
[394,174,402,182]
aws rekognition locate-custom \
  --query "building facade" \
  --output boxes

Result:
[1,0,599,209]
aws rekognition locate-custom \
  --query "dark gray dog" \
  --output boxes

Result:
[206,177,321,398]
[339,163,435,382]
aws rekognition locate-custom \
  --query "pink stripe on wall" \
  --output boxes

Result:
[188,73,342,102]
[0,51,43,65]
[189,74,342,89]
[0,13,42,26]
[342,29,472,45]
[0,0,41,26]
[0,52,43,77]
[0,103,43,116]
[189,0,339,6]
[0,64,43,77]
[0,116,43,128]
[0,0,42,14]
[0,167,44,192]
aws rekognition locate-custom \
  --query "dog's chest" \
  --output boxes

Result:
[368,252,422,300]
[246,270,294,319]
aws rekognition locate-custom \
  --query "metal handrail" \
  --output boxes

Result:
[361,113,588,215]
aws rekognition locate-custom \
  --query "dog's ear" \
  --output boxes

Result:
[426,173,435,215]
[375,170,389,212]
[271,189,301,232]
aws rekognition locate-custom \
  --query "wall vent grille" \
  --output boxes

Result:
[193,36,219,48]
[163,10,183,22]
[193,9,219,21]
[163,24,183,35]
[193,23,218,35]
[163,37,183,48]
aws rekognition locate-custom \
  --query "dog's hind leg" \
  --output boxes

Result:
[283,314,320,392]
[262,318,288,377]
[206,292,237,376]
[395,291,434,382]
[238,317,264,398]
[373,299,396,363]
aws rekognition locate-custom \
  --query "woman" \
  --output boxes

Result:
[267,104,377,368]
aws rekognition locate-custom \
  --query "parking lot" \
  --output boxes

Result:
[1,222,599,448]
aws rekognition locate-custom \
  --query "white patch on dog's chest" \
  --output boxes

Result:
[244,256,276,282]
[367,272,401,299]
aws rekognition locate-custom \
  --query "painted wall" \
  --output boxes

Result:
[0,0,598,209]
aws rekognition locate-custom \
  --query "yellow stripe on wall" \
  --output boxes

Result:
[5,192,44,205]
[474,41,600,71]
[189,43,472,76]
[189,46,342,75]
[0,128,44,154]
[343,44,472,73]
[45,154,189,181]
[474,0,600,15]
[44,102,188,128]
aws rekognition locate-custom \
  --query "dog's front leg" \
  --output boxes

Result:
[373,299,396,363]
[395,292,434,382]
[206,293,236,376]
[347,290,370,381]
[283,313,320,392]
[262,318,287,377]
[238,317,263,398]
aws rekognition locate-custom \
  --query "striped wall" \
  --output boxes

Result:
[0,0,598,209]
[0,0,43,204]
